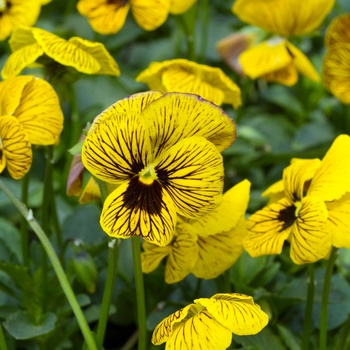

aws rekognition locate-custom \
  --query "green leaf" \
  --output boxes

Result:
[0,218,22,263]
[276,324,301,350]
[68,140,84,156]
[3,311,57,340]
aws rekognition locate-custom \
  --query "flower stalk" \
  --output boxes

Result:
[302,264,315,350]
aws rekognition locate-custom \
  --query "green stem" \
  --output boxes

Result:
[178,5,197,61]
[302,264,315,350]
[0,323,8,350]
[319,247,338,350]
[335,314,350,350]
[95,238,119,348]
[20,174,30,265]
[42,146,54,233]
[199,0,209,62]
[0,179,98,350]
[132,237,147,350]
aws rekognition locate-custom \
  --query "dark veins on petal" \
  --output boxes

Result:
[277,204,297,231]
[123,176,163,215]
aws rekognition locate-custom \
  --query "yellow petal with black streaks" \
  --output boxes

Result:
[141,240,172,273]
[154,136,224,219]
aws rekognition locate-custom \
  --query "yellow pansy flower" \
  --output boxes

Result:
[142,180,250,282]
[1,27,120,79]
[0,0,44,41]
[323,14,350,104]
[244,135,350,264]
[136,59,242,109]
[218,0,335,86]
[170,0,197,15]
[0,76,63,179]
[152,293,269,349]
[82,91,235,246]
[77,0,171,35]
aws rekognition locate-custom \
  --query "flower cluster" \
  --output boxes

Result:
[0,75,63,179]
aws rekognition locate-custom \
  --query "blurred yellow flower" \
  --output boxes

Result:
[1,27,120,79]
[170,0,197,14]
[0,0,43,41]
[244,135,350,264]
[323,14,350,104]
[0,76,64,179]
[82,91,235,246]
[77,0,171,35]
[152,293,269,349]
[136,59,242,108]
[142,180,250,283]
[218,0,335,86]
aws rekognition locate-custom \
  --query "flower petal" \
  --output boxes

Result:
[165,223,198,283]
[79,176,101,204]
[190,179,250,237]
[308,134,350,201]
[100,180,177,246]
[322,45,350,104]
[154,136,224,219]
[239,39,292,79]
[136,59,242,108]
[170,0,197,14]
[130,0,171,31]
[0,116,32,179]
[142,92,236,156]
[290,196,330,264]
[325,14,350,47]
[82,112,152,184]
[77,0,130,35]
[326,193,350,248]
[263,63,298,86]
[192,216,246,279]
[90,91,163,131]
[233,0,335,36]
[1,43,44,79]
[141,241,172,273]
[32,27,101,74]
[197,293,269,335]
[11,77,64,145]
[68,37,120,76]
[244,198,294,257]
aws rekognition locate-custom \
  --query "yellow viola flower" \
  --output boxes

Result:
[1,27,120,79]
[0,75,63,179]
[77,0,171,35]
[323,14,350,104]
[0,116,32,179]
[0,0,43,41]
[152,293,269,349]
[244,135,350,264]
[82,91,235,246]
[170,0,197,15]
[136,59,242,109]
[142,180,250,282]
[232,0,335,37]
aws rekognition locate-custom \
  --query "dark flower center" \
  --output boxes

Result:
[277,204,297,231]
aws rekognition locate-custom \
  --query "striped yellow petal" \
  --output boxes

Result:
[32,28,101,74]
[170,0,196,14]
[8,26,37,52]
[197,293,269,335]
[244,198,294,257]
[130,0,171,31]
[193,216,246,279]
[290,196,330,264]
[165,224,198,283]
[308,135,350,201]
[68,37,120,76]
[323,45,350,104]
[82,112,153,184]
[190,179,250,237]
[77,0,130,35]
[142,92,236,156]
[141,240,172,273]
[0,116,32,179]
[325,14,350,47]
[263,63,298,86]
[1,43,44,79]
[10,77,63,145]
[233,0,335,36]
[136,59,242,108]
[282,158,321,202]
[100,180,177,246]
[154,136,224,219]
[90,91,163,132]
[79,176,101,204]
[326,193,350,248]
